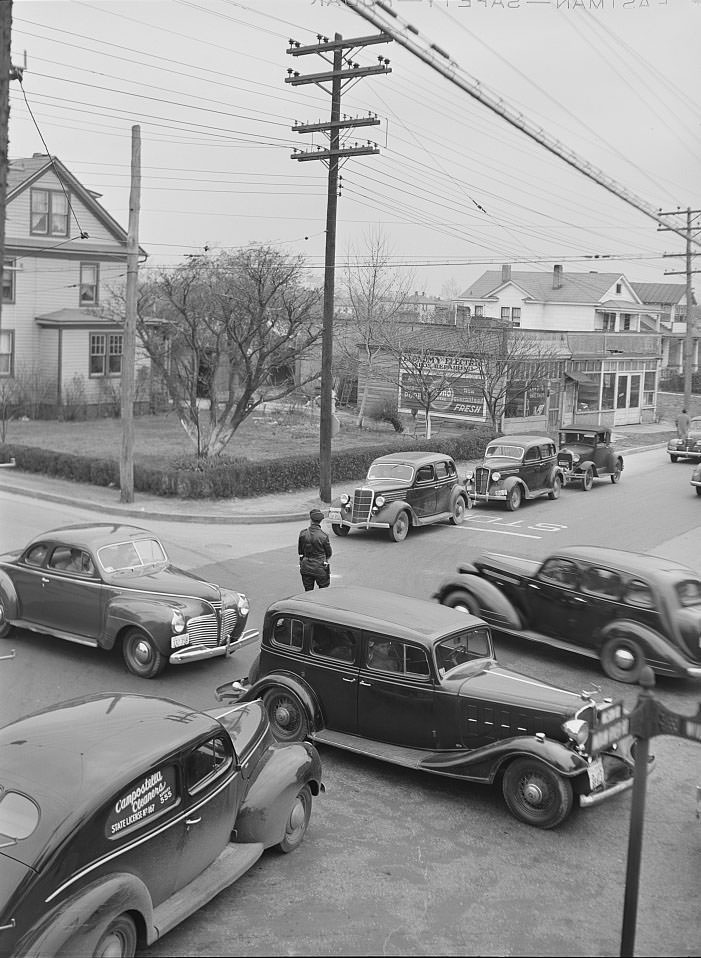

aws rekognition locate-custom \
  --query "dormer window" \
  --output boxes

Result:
[616,283,622,294]
[31,188,68,236]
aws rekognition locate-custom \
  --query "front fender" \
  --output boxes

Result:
[15,873,154,957]
[375,500,415,525]
[0,568,19,620]
[433,573,522,629]
[421,736,588,784]
[598,620,692,675]
[104,598,181,652]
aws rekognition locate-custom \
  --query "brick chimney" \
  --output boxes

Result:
[502,264,511,283]
[553,264,563,290]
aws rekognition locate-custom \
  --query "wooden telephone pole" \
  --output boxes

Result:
[0,0,15,337]
[660,208,701,411]
[120,125,141,503]
[286,31,392,502]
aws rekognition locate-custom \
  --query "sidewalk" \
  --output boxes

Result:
[0,422,674,524]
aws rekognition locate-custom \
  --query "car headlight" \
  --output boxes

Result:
[572,454,580,463]
[465,470,474,481]
[669,440,681,448]
[562,718,589,746]
[238,593,249,616]
[340,493,350,505]
[375,495,386,507]
[171,610,186,634]
[491,471,501,481]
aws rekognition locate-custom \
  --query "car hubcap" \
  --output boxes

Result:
[289,799,306,831]
[97,932,127,958]
[134,640,153,665]
[613,648,635,671]
[523,780,545,806]
[274,703,293,727]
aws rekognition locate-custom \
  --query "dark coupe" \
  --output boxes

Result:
[0,524,256,678]
[328,452,470,542]
[435,547,701,682]
[217,587,639,829]
[0,692,322,958]
[557,427,623,489]
[667,416,701,462]
[465,435,563,511]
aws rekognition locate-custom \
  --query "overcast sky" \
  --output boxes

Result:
[9,0,700,297]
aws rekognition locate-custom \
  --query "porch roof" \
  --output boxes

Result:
[36,308,122,328]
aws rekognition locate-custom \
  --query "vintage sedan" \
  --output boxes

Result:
[0,692,322,958]
[691,462,701,496]
[435,547,701,683]
[328,452,470,542]
[667,417,701,462]
[465,435,563,511]
[0,523,257,678]
[557,427,624,489]
[216,587,640,830]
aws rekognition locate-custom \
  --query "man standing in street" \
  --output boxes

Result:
[676,407,691,440]
[298,508,332,591]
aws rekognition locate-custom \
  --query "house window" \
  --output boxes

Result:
[80,263,99,305]
[501,307,510,321]
[474,305,483,317]
[0,330,13,376]
[90,333,123,376]
[621,313,632,331]
[602,312,616,332]
[30,188,69,236]
[2,260,15,303]
[643,370,656,406]
[511,307,521,327]
[616,283,622,294]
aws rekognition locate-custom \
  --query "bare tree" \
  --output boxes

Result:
[107,246,323,458]
[337,231,413,428]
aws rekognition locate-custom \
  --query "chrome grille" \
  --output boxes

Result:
[558,452,573,469]
[187,612,219,648]
[351,489,373,522]
[222,607,239,640]
[475,467,490,496]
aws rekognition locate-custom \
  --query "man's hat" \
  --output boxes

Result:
[309,508,325,523]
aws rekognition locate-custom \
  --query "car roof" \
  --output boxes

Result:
[553,546,697,578]
[28,523,156,551]
[370,451,453,467]
[0,694,220,859]
[267,586,483,644]
[486,434,553,447]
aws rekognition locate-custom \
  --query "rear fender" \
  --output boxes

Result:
[15,873,154,956]
[236,741,323,847]
[224,672,323,731]
[599,620,691,674]
[434,573,522,629]
[0,569,19,619]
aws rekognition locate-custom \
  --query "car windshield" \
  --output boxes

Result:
[98,537,167,573]
[690,420,701,433]
[675,579,701,607]
[435,627,492,677]
[366,463,414,481]
[485,445,524,460]
[560,432,594,445]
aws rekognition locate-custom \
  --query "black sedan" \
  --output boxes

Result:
[0,692,322,958]
[217,587,639,829]
[435,547,701,682]
[0,523,257,677]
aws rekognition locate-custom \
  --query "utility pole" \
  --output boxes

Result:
[0,0,15,336]
[660,208,701,411]
[120,125,141,504]
[286,31,391,502]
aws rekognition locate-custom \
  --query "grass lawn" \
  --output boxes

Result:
[2,406,437,467]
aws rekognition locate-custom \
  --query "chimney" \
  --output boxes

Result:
[553,264,563,290]
[502,264,511,283]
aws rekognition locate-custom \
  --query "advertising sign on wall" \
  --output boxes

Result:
[398,354,485,420]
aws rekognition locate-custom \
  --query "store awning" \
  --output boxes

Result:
[564,370,596,384]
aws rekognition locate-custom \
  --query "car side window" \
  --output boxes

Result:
[48,547,93,574]
[624,579,655,609]
[676,580,701,607]
[538,558,578,589]
[581,565,621,599]
[415,465,434,484]
[310,623,358,663]
[446,459,457,477]
[434,461,449,480]
[524,447,539,463]
[364,633,403,673]
[540,443,555,459]
[185,736,233,793]
[25,544,48,567]
[271,616,304,650]
[405,645,430,677]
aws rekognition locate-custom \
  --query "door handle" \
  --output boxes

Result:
[342,676,355,683]
[185,817,202,829]
[570,596,586,604]
[41,577,49,585]
[528,583,540,591]
[359,680,371,687]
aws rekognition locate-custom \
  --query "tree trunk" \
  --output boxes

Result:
[356,370,371,428]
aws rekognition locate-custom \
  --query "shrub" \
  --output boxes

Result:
[366,398,404,433]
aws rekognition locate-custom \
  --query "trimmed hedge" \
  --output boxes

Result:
[0,426,495,500]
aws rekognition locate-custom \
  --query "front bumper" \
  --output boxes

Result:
[469,489,507,502]
[328,508,389,530]
[579,737,653,808]
[170,628,259,665]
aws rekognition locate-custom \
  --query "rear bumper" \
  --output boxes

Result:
[170,628,259,665]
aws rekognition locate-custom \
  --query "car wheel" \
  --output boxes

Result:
[93,914,137,958]
[600,635,645,683]
[263,688,309,742]
[582,467,594,491]
[548,475,562,500]
[502,758,574,829]
[0,597,11,639]
[332,523,350,537]
[611,460,622,483]
[122,628,167,679]
[442,589,480,616]
[670,455,678,463]
[278,784,312,853]
[449,496,467,525]
[388,511,410,542]
[505,485,522,511]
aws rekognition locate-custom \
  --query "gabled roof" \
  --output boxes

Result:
[631,282,687,306]
[459,270,627,305]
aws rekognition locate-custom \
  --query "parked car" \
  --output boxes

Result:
[465,435,563,511]
[691,462,701,495]
[557,427,624,489]
[667,417,701,462]
[0,692,322,958]
[0,523,257,678]
[434,546,701,682]
[328,452,470,542]
[216,586,639,830]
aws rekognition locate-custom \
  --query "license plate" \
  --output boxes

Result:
[328,509,342,522]
[587,757,605,790]
[171,634,189,649]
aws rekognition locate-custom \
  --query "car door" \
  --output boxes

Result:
[433,460,453,514]
[43,545,103,638]
[303,621,360,733]
[539,442,557,491]
[408,464,437,517]
[569,563,624,649]
[357,633,436,748]
[175,734,242,891]
[521,444,541,494]
[10,542,54,627]
[524,557,585,637]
